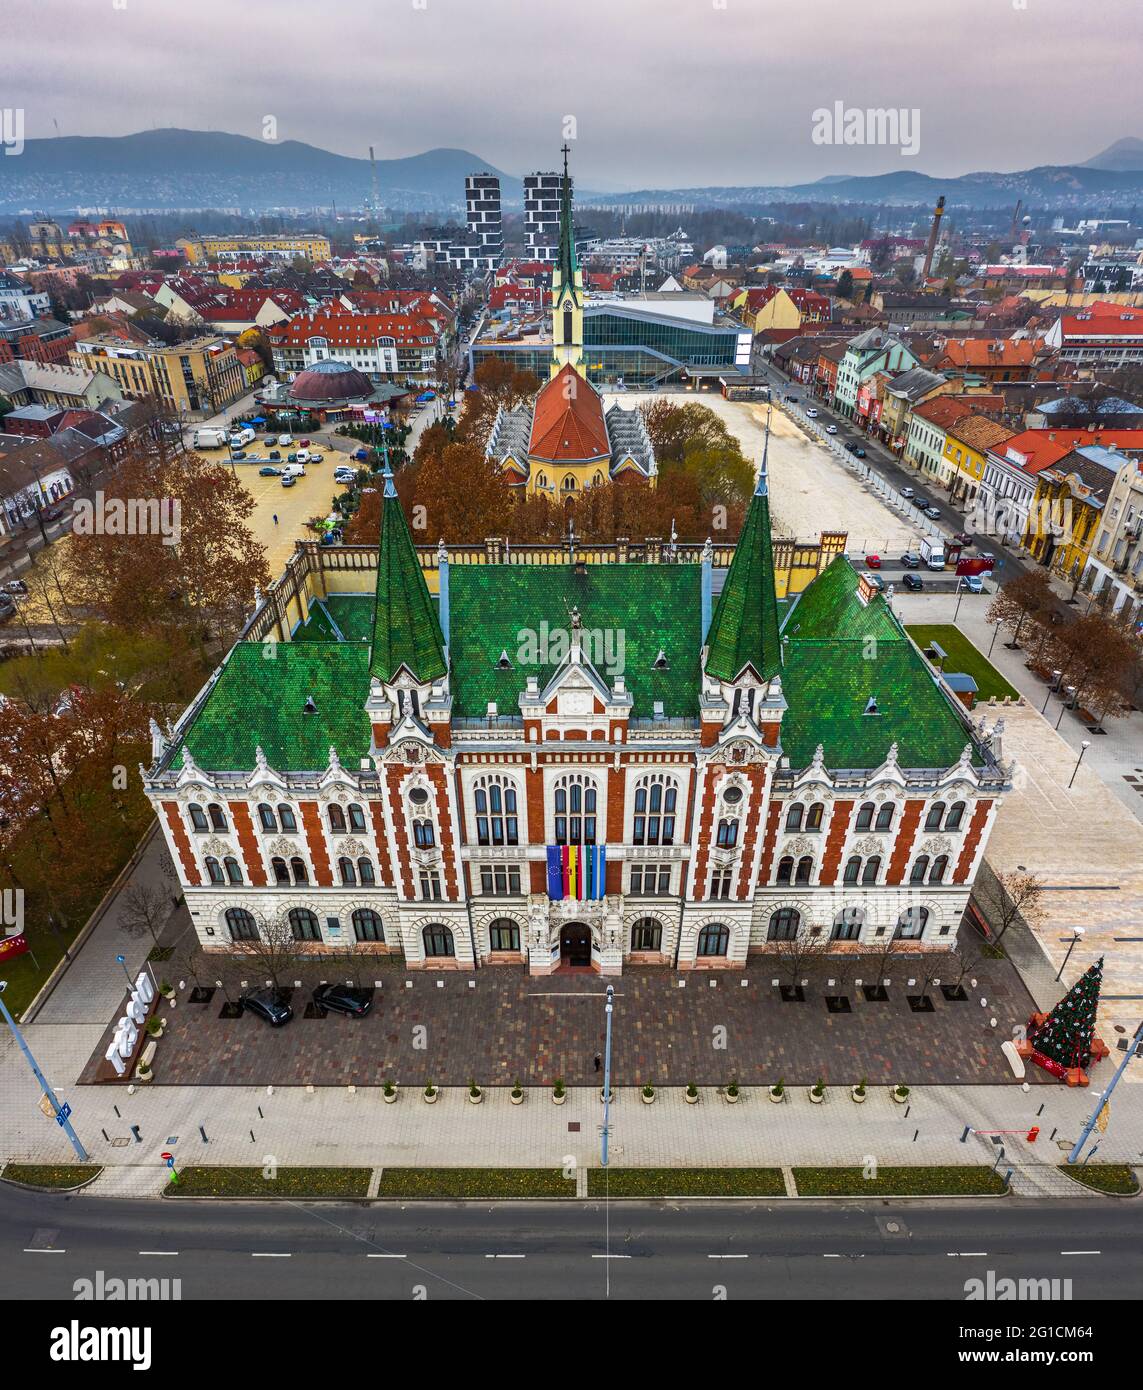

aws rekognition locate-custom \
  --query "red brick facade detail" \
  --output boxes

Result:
[885,799,925,884]
[161,801,202,886]
[700,720,721,748]
[691,767,721,900]
[531,861,547,894]
[371,721,390,748]
[606,765,626,894]
[736,766,768,899]
[756,799,783,886]
[299,801,333,886]
[759,722,780,747]
[816,800,854,886]
[526,767,545,845]
[227,801,267,887]
[432,723,452,749]
[427,764,459,900]
[369,800,394,887]
[953,799,993,883]
[385,767,415,898]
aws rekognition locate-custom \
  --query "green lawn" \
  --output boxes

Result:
[587,1168,785,1198]
[793,1166,1007,1197]
[1058,1164,1140,1196]
[373,1168,575,1200]
[905,624,1019,702]
[1,1163,102,1189]
[165,1166,371,1198]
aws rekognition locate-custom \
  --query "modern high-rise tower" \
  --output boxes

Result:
[523,170,564,262]
[464,173,503,267]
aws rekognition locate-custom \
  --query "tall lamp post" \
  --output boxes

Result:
[0,981,89,1161]
[1041,669,1062,715]
[601,985,615,1169]
[1055,927,1085,982]
[1068,740,1091,790]
[1068,1022,1143,1165]
[1055,686,1076,730]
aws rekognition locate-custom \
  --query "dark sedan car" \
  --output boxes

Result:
[902,573,924,592]
[313,983,373,1017]
[241,988,293,1026]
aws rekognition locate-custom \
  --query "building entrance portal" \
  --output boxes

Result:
[559,923,593,968]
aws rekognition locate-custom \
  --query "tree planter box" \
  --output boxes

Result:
[851,1088,867,1104]
[641,1091,656,1105]
[467,1090,484,1105]
[552,1091,567,1106]
[725,1090,740,1104]
[769,1088,785,1104]
[510,1092,524,1105]
[808,1089,824,1104]
[423,1090,439,1105]
[383,1089,398,1104]
[892,1089,909,1104]
[685,1090,699,1105]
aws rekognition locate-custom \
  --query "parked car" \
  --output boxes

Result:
[298,438,311,448]
[952,531,974,547]
[826,424,839,435]
[863,571,885,591]
[865,554,882,569]
[281,475,296,488]
[352,448,371,462]
[901,486,915,499]
[902,573,924,592]
[805,408,819,418]
[846,442,866,457]
[269,450,281,461]
[962,574,984,593]
[0,593,15,620]
[923,506,942,520]
[287,453,298,463]
[312,983,373,1017]
[784,393,799,402]
[259,466,280,477]
[278,434,292,446]
[241,988,293,1027]
[295,450,309,463]
[265,436,277,446]
[4,579,28,596]
[231,450,246,461]
[901,552,922,568]
[308,452,323,463]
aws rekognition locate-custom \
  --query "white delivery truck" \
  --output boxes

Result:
[919,536,945,570]
[193,427,228,449]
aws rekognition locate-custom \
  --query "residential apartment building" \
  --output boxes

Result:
[0,271,51,323]
[832,328,917,418]
[928,337,1047,383]
[177,234,332,266]
[465,174,504,268]
[267,306,443,382]
[1042,301,1143,367]
[904,396,976,486]
[69,336,246,414]
[944,416,1014,505]
[1023,446,1125,589]
[1083,456,1143,616]
[523,172,564,262]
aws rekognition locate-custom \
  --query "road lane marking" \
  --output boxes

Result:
[1060,1250,1100,1256]
[23,1248,64,1254]
[251,1252,291,1258]
[485,1254,526,1259]
[366,1253,406,1259]
[709,1254,749,1259]
[947,1252,988,1257]
[592,1253,630,1259]
[139,1251,178,1256]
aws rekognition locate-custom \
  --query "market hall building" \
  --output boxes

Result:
[142,452,1012,974]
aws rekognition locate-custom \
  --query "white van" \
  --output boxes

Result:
[193,427,228,449]
[280,463,306,479]
[295,449,310,463]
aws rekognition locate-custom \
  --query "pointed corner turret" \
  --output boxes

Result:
[369,468,447,687]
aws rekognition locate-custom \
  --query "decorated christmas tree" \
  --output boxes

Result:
[1025,958,1107,1082]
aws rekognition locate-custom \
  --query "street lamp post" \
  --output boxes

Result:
[1067,1022,1143,1165]
[601,984,615,1168]
[1055,927,1085,983]
[1068,740,1091,790]
[0,981,89,1161]
[1041,669,1062,714]
[115,953,132,987]
[1055,686,1076,729]
[954,577,966,621]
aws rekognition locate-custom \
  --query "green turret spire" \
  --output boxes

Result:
[556,142,579,291]
[705,411,782,683]
[369,466,447,686]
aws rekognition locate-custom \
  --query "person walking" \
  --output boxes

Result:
[593,1052,602,1074]
[272,514,279,525]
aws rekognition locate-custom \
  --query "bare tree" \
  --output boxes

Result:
[118,881,174,949]
[972,865,1047,948]
[765,929,831,995]
[229,911,305,995]
[986,567,1054,649]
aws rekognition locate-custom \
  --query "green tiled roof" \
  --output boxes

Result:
[705,476,781,682]
[779,555,978,770]
[370,490,447,685]
[448,564,702,718]
[180,642,372,772]
[295,594,375,645]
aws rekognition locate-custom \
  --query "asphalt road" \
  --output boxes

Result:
[2,1182,1137,1301]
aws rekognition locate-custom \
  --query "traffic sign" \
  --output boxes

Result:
[56,1101,72,1126]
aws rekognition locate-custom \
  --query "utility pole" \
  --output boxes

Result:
[0,981,89,1161]
[1068,1023,1142,1165]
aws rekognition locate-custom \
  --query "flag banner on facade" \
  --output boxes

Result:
[561,844,570,898]
[546,846,563,901]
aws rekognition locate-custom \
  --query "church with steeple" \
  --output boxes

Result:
[487,150,657,497]
[141,304,1012,977]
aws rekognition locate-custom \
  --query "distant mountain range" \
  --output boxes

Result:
[0,127,1142,216]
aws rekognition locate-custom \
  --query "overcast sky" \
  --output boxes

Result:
[3,0,1138,189]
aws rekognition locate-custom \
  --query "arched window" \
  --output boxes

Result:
[805,802,824,831]
[697,923,730,956]
[794,855,814,885]
[348,803,367,832]
[205,855,225,885]
[554,773,597,846]
[861,855,881,884]
[785,803,804,832]
[489,918,520,952]
[423,923,454,957]
[339,856,356,886]
[630,918,662,952]
[537,472,548,490]
[562,474,577,493]
[633,773,678,846]
[843,855,861,885]
[188,803,208,832]
[207,803,227,832]
[767,908,801,941]
[413,819,436,848]
[910,854,930,884]
[776,855,794,885]
[855,802,875,831]
[226,907,258,942]
[875,803,895,831]
[328,804,346,833]
[352,908,384,943]
[474,775,519,846]
[895,906,929,939]
[716,818,739,848]
[257,803,276,831]
[288,907,321,941]
[271,856,290,885]
[925,801,946,831]
[290,856,308,885]
[929,854,949,884]
[832,907,865,941]
[224,856,243,885]
[945,801,966,831]
[278,804,297,832]
[358,858,375,886]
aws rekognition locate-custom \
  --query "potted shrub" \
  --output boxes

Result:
[809,1077,825,1104]
[599,1085,613,1104]
[685,1082,699,1105]
[423,1081,439,1105]
[510,1078,524,1105]
[769,1077,785,1104]
[892,1083,910,1104]
[158,980,176,1009]
[552,1077,567,1106]
[382,1081,398,1104]
[725,1081,740,1105]
[468,1078,483,1105]
[641,1081,656,1105]
[851,1077,867,1104]
[135,1059,153,1085]
[145,1016,164,1039]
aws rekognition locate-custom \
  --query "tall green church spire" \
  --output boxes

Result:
[557,142,579,288]
[705,412,782,683]
[369,466,447,686]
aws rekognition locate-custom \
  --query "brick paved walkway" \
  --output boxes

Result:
[79,951,1044,1089]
